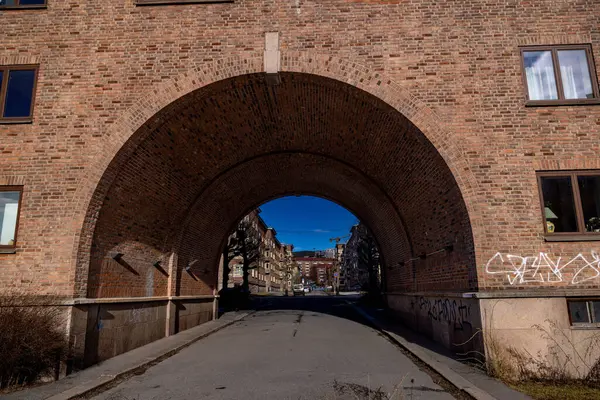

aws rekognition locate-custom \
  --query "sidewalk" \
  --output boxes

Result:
[351,304,532,400]
[2,311,252,400]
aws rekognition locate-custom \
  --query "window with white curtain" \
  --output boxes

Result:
[0,187,22,248]
[521,45,599,105]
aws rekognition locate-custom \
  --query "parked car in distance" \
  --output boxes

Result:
[293,284,305,296]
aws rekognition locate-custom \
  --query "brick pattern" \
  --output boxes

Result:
[0,0,598,299]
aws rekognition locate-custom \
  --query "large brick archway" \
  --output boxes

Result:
[72,53,481,299]
[74,68,478,304]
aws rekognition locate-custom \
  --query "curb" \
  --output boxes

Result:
[46,312,254,400]
[350,305,497,400]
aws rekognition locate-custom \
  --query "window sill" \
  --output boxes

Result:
[571,324,600,330]
[136,0,233,5]
[526,99,600,107]
[0,5,47,10]
[544,234,600,242]
[0,119,33,124]
[0,248,16,254]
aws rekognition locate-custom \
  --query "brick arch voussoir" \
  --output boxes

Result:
[71,51,482,297]
[281,51,481,228]
[70,53,264,296]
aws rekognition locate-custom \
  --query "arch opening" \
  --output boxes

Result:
[218,195,385,299]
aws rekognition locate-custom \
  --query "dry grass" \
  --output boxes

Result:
[510,381,600,400]
[318,376,407,400]
[453,300,600,399]
[0,294,69,390]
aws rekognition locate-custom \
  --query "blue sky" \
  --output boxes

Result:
[259,196,358,251]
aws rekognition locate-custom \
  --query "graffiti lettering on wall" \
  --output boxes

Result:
[485,251,600,285]
[128,307,152,324]
[411,296,472,330]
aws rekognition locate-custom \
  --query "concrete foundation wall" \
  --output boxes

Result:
[481,297,600,378]
[83,301,168,366]
[387,293,484,357]
[69,297,217,368]
[175,299,214,332]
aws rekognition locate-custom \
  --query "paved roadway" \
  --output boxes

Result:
[93,294,456,400]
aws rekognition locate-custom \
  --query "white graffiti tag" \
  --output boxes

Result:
[485,251,600,285]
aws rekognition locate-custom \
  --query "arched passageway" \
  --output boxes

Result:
[81,72,475,298]
[75,72,477,364]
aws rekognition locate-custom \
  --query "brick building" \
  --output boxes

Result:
[294,256,335,287]
[223,209,286,294]
[335,243,345,290]
[340,223,382,291]
[341,225,367,291]
[1,0,600,374]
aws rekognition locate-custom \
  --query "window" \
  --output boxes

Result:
[568,300,600,325]
[521,45,599,105]
[0,187,23,249]
[0,0,46,8]
[0,66,38,122]
[537,171,600,239]
[232,265,242,277]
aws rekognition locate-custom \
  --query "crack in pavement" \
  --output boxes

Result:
[292,311,304,337]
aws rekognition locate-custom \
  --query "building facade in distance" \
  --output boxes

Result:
[294,256,335,287]
[224,209,287,294]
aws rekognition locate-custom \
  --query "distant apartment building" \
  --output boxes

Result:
[293,256,335,287]
[335,243,345,289]
[323,248,337,259]
[283,244,296,294]
[224,209,287,293]
[340,224,381,292]
[341,225,366,291]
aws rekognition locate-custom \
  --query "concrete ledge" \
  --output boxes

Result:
[387,289,600,299]
[70,295,216,305]
[4,311,252,400]
[350,305,498,400]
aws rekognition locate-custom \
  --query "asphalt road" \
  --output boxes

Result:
[93,295,456,400]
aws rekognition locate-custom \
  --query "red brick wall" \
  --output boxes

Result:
[89,72,474,296]
[0,1,598,298]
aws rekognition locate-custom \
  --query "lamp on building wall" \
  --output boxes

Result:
[545,207,558,233]
[109,252,123,261]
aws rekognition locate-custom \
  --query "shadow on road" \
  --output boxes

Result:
[222,294,475,400]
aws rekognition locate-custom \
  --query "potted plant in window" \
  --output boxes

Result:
[587,217,600,232]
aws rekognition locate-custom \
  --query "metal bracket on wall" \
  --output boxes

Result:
[389,244,454,269]
[153,260,169,277]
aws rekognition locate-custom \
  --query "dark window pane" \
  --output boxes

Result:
[18,0,45,4]
[0,0,18,6]
[0,71,3,90]
[541,176,578,233]
[591,301,600,323]
[558,50,595,99]
[569,301,590,324]
[0,191,20,246]
[578,175,600,232]
[523,51,558,100]
[3,69,35,118]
